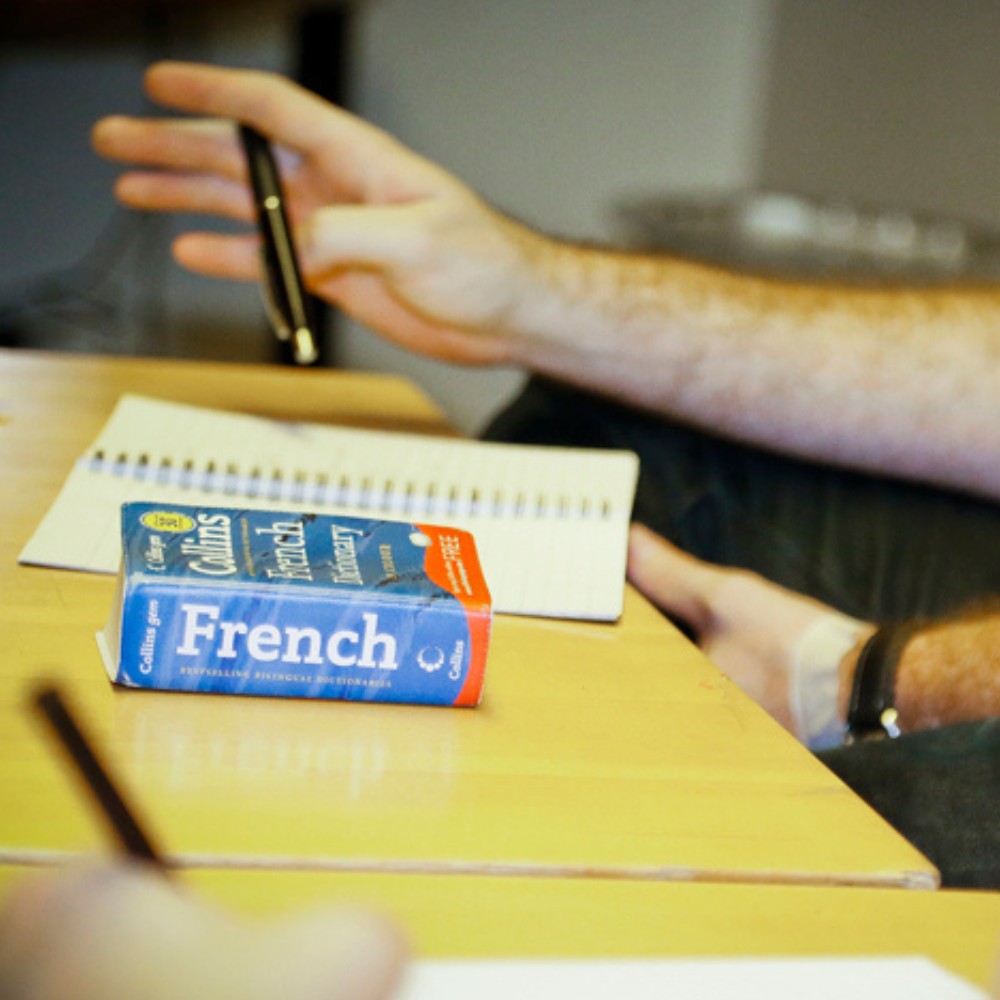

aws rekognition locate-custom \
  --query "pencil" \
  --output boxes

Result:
[31,684,167,870]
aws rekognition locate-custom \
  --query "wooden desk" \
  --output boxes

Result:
[1,865,997,991]
[0,349,936,888]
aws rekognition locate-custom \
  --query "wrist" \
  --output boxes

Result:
[493,223,572,351]
[501,235,654,377]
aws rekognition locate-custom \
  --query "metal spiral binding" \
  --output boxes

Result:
[85,450,615,520]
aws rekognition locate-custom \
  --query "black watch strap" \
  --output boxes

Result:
[846,622,921,742]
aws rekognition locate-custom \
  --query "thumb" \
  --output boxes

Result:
[301,202,428,276]
[627,523,725,634]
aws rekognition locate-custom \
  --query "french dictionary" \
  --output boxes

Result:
[97,502,491,706]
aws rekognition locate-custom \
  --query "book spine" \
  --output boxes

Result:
[116,581,487,706]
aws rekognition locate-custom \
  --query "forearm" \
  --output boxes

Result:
[837,607,1000,733]
[505,238,1000,500]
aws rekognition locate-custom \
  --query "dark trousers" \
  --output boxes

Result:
[483,377,1000,888]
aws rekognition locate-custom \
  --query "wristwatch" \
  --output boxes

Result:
[845,622,920,742]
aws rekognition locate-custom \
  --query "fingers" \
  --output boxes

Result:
[142,62,403,169]
[94,116,258,224]
[141,62,453,201]
[93,116,244,179]
[96,64,450,212]
[0,862,407,1000]
[301,203,428,276]
[171,232,261,281]
[628,524,839,635]
[261,906,408,1000]
[115,171,253,222]
[0,862,199,1000]
[626,523,723,634]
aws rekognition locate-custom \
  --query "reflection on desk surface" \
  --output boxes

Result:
[111,690,459,807]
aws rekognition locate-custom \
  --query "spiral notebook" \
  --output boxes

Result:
[20,394,640,620]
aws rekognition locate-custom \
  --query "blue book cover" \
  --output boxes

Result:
[97,503,492,706]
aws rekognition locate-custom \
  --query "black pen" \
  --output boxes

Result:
[31,684,168,872]
[239,124,319,366]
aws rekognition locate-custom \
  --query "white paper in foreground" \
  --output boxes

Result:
[395,956,987,1000]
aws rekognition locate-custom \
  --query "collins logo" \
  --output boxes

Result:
[417,646,445,673]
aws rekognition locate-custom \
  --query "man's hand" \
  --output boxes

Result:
[92,61,548,367]
[0,862,406,1000]
[627,523,869,742]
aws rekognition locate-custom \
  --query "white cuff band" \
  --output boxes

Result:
[789,615,869,751]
